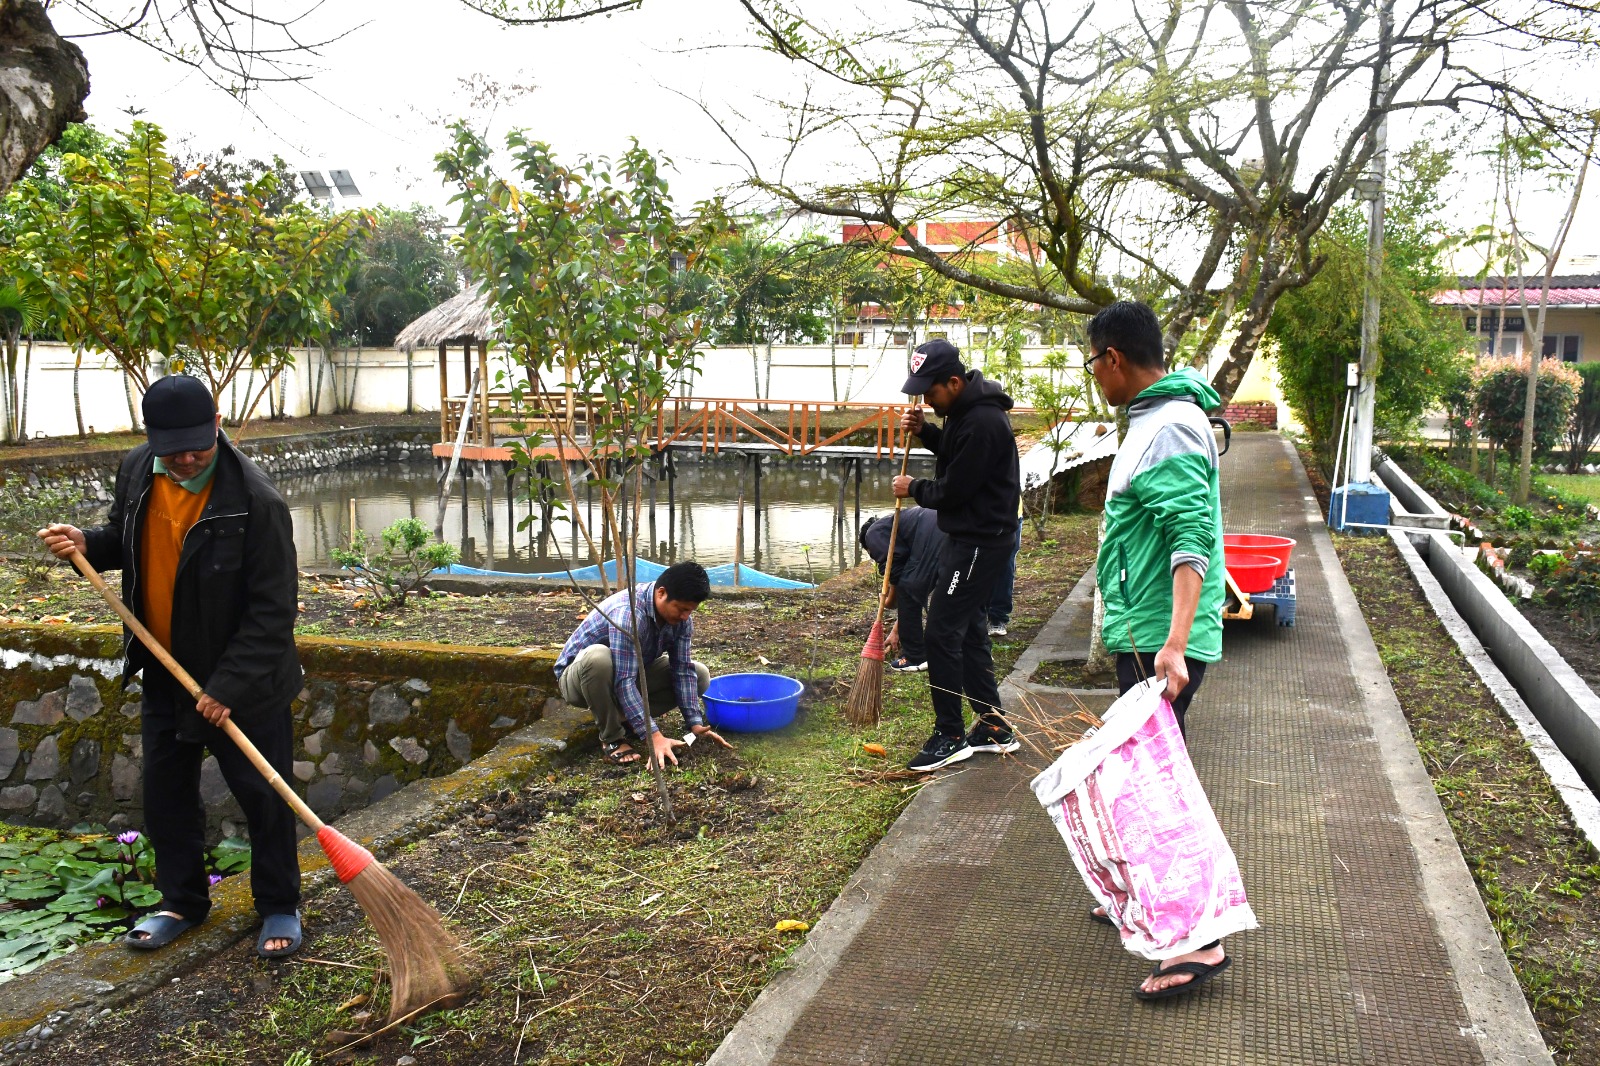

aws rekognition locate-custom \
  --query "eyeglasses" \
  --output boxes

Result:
[1082,348,1111,372]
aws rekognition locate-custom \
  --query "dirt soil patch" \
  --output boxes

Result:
[1299,442,1600,1063]
[1518,600,1600,694]
[10,515,1099,1065]
[1029,658,1116,689]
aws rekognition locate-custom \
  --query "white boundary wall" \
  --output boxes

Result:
[2,341,1094,437]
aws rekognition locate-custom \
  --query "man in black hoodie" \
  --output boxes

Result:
[894,340,1022,771]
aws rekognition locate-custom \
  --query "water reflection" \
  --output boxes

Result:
[278,452,933,581]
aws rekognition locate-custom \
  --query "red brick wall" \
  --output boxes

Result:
[1219,402,1277,428]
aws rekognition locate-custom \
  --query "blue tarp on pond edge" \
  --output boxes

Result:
[437,560,814,590]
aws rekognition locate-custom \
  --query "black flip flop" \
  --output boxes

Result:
[1134,955,1232,1001]
[1088,907,1114,927]
[124,912,199,951]
[601,741,641,766]
[257,911,303,959]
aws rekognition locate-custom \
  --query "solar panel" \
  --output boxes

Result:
[298,170,332,198]
[329,169,361,197]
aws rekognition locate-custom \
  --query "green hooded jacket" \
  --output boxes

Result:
[1097,369,1225,662]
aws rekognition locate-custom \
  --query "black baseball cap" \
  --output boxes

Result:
[901,339,965,395]
[142,375,218,456]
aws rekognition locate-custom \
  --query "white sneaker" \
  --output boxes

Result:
[987,622,1008,637]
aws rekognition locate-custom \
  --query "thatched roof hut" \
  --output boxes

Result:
[397,285,500,447]
[394,284,497,353]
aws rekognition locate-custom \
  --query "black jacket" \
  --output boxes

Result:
[863,506,946,593]
[909,370,1021,547]
[82,435,301,737]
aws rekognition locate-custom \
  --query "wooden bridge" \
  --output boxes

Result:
[430,393,1013,464]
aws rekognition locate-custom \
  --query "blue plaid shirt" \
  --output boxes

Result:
[554,583,703,736]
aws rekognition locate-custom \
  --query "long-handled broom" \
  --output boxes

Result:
[67,550,470,1022]
[846,422,913,728]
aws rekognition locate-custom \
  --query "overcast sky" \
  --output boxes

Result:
[55,0,1600,270]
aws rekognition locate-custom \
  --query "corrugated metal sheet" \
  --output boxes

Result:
[1433,287,1600,307]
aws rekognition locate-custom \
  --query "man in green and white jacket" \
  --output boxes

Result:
[1085,300,1232,1000]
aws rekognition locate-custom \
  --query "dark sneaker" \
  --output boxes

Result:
[967,718,1021,754]
[888,657,928,673]
[907,733,973,772]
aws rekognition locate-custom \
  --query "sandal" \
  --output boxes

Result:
[1133,954,1232,1001]
[1088,906,1114,927]
[601,741,641,766]
[257,911,303,959]
[125,911,199,951]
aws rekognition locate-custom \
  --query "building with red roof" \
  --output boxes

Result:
[1432,275,1600,362]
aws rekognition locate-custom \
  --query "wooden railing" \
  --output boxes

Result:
[652,398,921,457]
[440,393,1035,457]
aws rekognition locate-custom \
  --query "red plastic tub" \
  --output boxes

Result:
[1223,534,1296,579]
[1224,552,1279,594]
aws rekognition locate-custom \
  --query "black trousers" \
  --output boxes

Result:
[896,581,930,664]
[925,538,1010,737]
[141,671,301,921]
[1115,652,1209,738]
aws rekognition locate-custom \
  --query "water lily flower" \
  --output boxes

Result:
[96,896,107,908]
[116,831,141,845]
[208,874,223,886]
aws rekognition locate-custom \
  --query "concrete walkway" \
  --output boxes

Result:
[708,433,1550,1066]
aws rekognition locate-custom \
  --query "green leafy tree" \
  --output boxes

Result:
[340,207,462,347]
[1566,363,1600,474]
[438,124,719,817]
[171,143,302,215]
[7,122,371,427]
[1266,143,1470,463]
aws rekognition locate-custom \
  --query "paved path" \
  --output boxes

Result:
[709,433,1550,1066]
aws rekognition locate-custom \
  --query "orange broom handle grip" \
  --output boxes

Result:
[67,549,326,832]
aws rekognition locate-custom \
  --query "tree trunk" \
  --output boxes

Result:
[123,368,141,432]
[0,2,89,195]
[72,350,84,437]
[18,334,31,440]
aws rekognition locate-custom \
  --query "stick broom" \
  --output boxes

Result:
[67,550,470,1022]
[846,420,912,728]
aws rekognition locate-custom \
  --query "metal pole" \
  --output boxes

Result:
[1349,4,1390,484]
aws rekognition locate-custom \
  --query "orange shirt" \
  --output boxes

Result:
[140,474,214,651]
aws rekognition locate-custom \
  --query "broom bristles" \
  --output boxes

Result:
[344,859,473,1021]
[846,619,886,728]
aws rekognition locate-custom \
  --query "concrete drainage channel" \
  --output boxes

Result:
[1375,458,1600,849]
[0,625,594,1047]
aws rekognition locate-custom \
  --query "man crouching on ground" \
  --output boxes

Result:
[38,374,303,958]
[555,560,733,767]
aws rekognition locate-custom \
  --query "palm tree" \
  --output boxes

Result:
[0,282,42,444]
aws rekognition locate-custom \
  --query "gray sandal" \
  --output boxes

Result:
[256,911,303,959]
[125,912,199,951]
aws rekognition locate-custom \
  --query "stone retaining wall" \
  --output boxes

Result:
[0,425,434,505]
[0,623,558,836]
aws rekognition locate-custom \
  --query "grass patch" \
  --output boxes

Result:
[1543,474,1600,507]
[31,515,1098,1064]
[1333,534,1600,1064]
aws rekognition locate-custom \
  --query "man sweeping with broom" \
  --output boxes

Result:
[39,374,304,958]
[892,340,1022,772]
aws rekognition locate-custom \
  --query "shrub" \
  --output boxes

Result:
[0,482,86,585]
[1547,551,1600,640]
[1566,362,1600,473]
[1473,356,1581,457]
[1527,551,1564,580]
[330,518,460,611]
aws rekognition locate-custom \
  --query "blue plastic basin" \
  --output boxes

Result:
[702,673,803,732]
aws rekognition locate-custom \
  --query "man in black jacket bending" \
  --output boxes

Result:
[39,375,303,957]
[894,340,1022,772]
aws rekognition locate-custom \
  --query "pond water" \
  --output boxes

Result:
[278,453,933,582]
